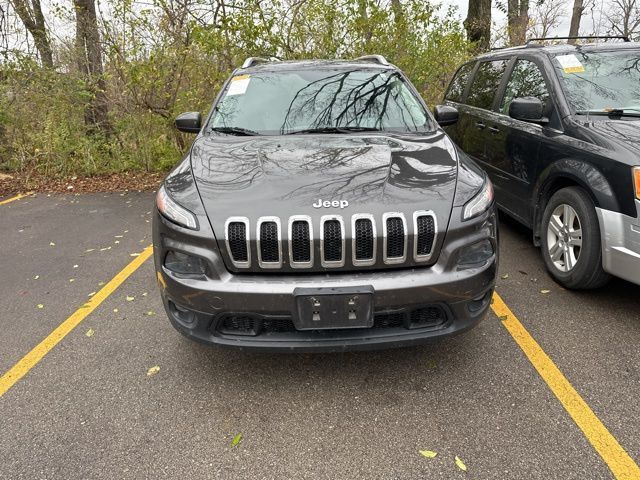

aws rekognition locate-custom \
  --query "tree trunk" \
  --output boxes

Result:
[568,0,584,43]
[73,0,110,132]
[508,0,529,45]
[465,0,492,52]
[9,0,53,66]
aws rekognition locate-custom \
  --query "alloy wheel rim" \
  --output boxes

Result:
[546,204,582,272]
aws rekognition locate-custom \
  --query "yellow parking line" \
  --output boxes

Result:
[0,192,34,206]
[0,246,154,398]
[492,292,640,480]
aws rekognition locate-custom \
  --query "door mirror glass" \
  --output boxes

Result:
[175,112,202,133]
[434,105,459,126]
[509,97,548,123]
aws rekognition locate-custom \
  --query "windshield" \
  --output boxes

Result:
[208,68,433,135]
[553,49,640,114]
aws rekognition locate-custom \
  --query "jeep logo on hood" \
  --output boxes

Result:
[313,199,349,209]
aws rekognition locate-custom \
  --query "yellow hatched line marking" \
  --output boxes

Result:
[0,246,154,397]
[492,292,640,480]
[0,192,34,206]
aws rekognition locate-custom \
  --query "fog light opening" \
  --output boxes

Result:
[457,239,494,269]
[164,251,207,277]
[468,289,493,313]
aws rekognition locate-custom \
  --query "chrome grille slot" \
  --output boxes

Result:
[352,214,376,266]
[257,217,282,268]
[225,217,250,268]
[414,211,437,261]
[383,213,407,264]
[321,215,345,267]
[289,216,313,268]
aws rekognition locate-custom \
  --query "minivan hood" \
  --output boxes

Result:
[191,132,458,227]
[577,118,640,158]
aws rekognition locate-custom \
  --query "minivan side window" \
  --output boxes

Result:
[466,60,508,110]
[500,59,550,114]
[445,63,474,103]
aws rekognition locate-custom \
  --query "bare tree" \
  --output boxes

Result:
[465,0,492,51]
[507,0,529,45]
[568,0,584,42]
[605,0,640,40]
[528,0,566,39]
[73,0,109,131]
[7,0,53,66]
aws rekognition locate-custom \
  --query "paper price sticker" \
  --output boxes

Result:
[226,75,251,96]
[556,54,585,74]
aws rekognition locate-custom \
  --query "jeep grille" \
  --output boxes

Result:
[224,211,437,271]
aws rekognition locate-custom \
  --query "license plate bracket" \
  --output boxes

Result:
[293,286,374,330]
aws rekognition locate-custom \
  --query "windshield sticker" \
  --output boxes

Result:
[556,54,585,74]
[226,75,251,96]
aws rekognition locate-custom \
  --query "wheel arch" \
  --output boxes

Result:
[531,159,618,246]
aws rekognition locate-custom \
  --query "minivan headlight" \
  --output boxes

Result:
[463,178,493,220]
[156,185,198,230]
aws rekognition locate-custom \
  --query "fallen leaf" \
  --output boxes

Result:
[114,240,120,244]
[498,315,508,321]
[85,328,95,337]
[37,304,44,309]
[501,273,509,279]
[147,365,160,376]
[85,248,95,253]
[455,456,467,472]
[419,450,438,458]
[49,242,55,246]
[230,433,242,447]
[146,311,156,316]
[518,270,528,275]
[69,278,75,282]
[88,292,96,297]
[130,253,140,257]
[540,289,551,294]
[34,275,39,280]
[98,281,105,286]
[142,292,148,297]
[126,296,135,302]
[73,264,78,268]
[113,308,119,313]
[115,235,124,238]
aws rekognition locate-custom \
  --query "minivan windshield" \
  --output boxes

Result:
[208,68,433,135]
[553,49,640,115]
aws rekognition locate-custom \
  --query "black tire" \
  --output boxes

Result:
[540,187,610,289]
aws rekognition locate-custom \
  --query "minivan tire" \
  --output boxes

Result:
[540,187,610,289]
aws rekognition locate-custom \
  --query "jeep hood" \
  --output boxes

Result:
[190,132,458,235]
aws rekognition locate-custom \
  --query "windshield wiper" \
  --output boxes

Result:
[285,126,383,135]
[576,109,640,118]
[211,126,260,136]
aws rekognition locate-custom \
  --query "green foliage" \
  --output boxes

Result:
[0,0,471,177]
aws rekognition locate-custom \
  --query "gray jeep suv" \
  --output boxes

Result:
[152,55,497,352]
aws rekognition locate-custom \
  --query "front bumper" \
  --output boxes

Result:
[596,202,640,285]
[153,206,498,352]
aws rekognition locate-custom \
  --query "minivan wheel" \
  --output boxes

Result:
[540,187,610,289]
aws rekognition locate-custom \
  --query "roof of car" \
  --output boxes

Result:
[475,40,640,61]
[237,59,397,74]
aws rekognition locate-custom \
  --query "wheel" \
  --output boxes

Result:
[540,187,610,289]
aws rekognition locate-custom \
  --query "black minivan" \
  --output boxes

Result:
[437,38,640,289]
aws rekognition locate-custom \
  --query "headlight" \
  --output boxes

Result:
[633,167,640,200]
[156,185,198,230]
[463,178,493,220]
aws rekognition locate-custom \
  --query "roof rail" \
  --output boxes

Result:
[526,35,631,45]
[353,54,390,66]
[241,57,272,69]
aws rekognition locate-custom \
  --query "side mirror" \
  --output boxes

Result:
[509,97,548,124]
[433,105,459,126]
[175,112,202,133]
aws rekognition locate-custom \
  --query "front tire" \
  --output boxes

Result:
[540,187,610,289]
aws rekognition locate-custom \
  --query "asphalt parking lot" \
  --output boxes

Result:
[0,191,638,479]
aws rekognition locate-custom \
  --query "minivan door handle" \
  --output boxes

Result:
[488,126,500,134]
[476,122,486,129]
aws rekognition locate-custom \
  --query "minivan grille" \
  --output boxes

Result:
[223,211,437,270]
